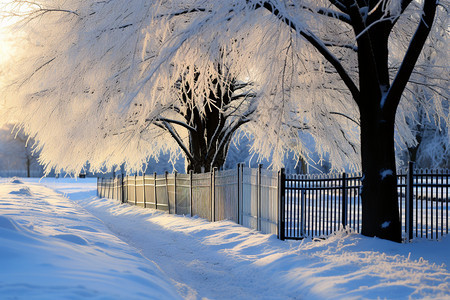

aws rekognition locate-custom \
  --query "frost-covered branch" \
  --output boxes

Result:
[155,121,194,161]
[257,1,360,105]
[297,4,351,24]
[152,118,198,133]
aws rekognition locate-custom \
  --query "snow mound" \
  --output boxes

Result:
[8,177,24,184]
[9,187,32,196]
[52,234,89,246]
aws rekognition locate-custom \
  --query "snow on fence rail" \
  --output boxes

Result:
[97,163,449,242]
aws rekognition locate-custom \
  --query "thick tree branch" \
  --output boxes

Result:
[383,0,438,114]
[328,0,348,13]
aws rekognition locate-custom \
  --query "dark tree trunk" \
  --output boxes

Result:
[352,12,402,242]
[186,99,231,173]
[181,68,241,173]
[359,103,402,242]
[26,157,31,178]
[186,141,229,173]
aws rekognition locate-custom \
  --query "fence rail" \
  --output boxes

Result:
[98,163,449,242]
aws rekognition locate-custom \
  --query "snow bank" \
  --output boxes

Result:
[43,178,449,300]
[0,180,181,299]
[4,178,450,299]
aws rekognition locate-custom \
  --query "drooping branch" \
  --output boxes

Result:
[257,1,361,105]
[323,40,357,51]
[298,4,351,24]
[19,57,56,88]
[152,117,198,133]
[330,111,360,126]
[155,8,208,19]
[154,121,194,161]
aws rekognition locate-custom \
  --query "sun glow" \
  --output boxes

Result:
[0,1,35,66]
[1,2,17,68]
[0,28,13,66]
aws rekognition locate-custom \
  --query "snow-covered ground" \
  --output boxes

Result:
[1,177,449,299]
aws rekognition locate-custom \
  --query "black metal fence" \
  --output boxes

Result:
[280,163,449,241]
[98,163,449,242]
[280,172,361,240]
[398,165,449,240]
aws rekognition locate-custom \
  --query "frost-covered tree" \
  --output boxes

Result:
[151,66,257,173]
[251,0,447,242]
[0,0,360,174]
[400,33,449,169]
[0,124,42,177]
[1,0,448,242]
[259,0,448,242]
[403,92,449,169]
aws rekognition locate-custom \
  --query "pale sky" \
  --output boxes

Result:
[0,1,33,66]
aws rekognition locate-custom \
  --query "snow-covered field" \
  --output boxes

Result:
[1,177,449,299]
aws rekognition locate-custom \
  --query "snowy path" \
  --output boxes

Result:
[2,178,450,299]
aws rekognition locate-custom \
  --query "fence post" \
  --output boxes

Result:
[257,164,262,231]
[237,163,241,225]
[154,172,158,210]
[189,170,193,217]
[211,167,217,222]
[278,168,286,240]
[112,171,116,200]
[114,174,117,201]
[108,177,112,199]
[106,177,110,199]
[174,171,178,215]
[241,164,245,225]
[406,161,414,241]
[121,173,125,203]
[143,173,146,208]
[165,171,170,213]
[126,175,129,203]
[301,189,306,237]
[134,173,137,205]
[341,172,348,229]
